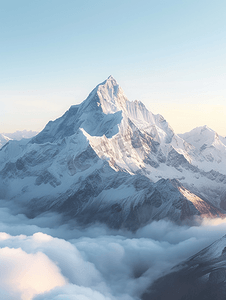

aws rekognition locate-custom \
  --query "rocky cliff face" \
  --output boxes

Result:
[0,76,226,229]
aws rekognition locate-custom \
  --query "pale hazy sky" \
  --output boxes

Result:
[1,0,226,135]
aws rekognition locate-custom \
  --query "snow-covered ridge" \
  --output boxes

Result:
[0,134,12,149]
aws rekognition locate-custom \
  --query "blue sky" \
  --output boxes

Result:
[1,0,226,134]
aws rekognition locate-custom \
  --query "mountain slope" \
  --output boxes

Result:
[142,234,226,300]
[0,134,11,149]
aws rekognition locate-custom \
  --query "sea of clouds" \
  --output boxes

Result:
[0,199,226,300]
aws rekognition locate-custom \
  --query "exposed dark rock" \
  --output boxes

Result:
[35,171,61,187]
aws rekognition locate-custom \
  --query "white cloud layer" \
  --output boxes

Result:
[0,246,66,300]
[0,200,226,299]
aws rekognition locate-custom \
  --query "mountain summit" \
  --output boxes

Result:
[33,75,174,144]
[0,77,226,229]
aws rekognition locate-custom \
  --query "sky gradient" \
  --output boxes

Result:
[1,0,226,135]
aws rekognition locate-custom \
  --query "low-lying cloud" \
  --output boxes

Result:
[0,199,226,299]
[0,246,66,300]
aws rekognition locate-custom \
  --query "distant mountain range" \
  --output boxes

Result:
[0,130,38,148]
[1,76,226,229]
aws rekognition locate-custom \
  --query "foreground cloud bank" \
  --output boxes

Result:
[0,202,226,299]
[0,243,66,300]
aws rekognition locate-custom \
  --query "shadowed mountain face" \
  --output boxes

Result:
[0,76,226,229]
[142,235,226,300]
[25,172,224,231]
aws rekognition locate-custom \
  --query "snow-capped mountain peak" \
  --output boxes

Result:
[97,76,128,114]
[78,75,127,114]
[180,125,217,149]
[1,76,226,230]
[179,125,226,167]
